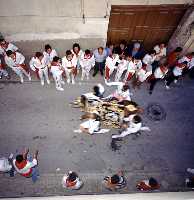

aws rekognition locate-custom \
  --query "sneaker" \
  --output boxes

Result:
[61,81,65,85]
[174,79,178,84]
[28,75,32,81]
[67,79,70,84]
[72,80,75,84]
[87,76,89,80]
[41,81,44,86]
[56,87,64,91]
[165,85,170,90]
[47,80,50,84]
[0,75,2,79]
[20,78,24,83]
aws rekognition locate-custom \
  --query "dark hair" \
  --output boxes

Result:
[0,39,5,43]
[120,40,127,46]
[68,172,78,182]
[133,115,142,123]
[98,47,104,51]
[149,177,158,187]
[112,48,119,55]
[53,56,60,62]
[174,47,183,52]
[149,50,156,55]
[122,84,130,91]
[190,52,194,56]
[93,85,101,97]
[45,44,52,51]
[73,43,80,51]
[35,52,43,58]
[85,49,91,55]
[6,50,13,57]
[134,55,141,60]
[111,174,120,184]
[66,50,72,56]
[182,61,188,65]
[16,154,24,163]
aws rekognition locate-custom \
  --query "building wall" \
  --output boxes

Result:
[0,0,193,52]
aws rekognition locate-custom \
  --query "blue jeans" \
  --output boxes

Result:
[28,155,39,183]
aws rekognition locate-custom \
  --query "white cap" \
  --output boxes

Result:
[134,42,140,49]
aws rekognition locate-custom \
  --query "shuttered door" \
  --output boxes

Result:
[107,5,187,50]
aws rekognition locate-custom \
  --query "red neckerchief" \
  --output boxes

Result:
[13,52,17,62]
[51,61,60,67]
[160,66,167,73]
[66,179,77,187]
[15,160,27,169]
[84,54,91,59]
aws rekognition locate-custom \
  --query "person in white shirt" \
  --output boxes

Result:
[0,39,18,56]
[71,43,83,74]
[43,44,58,67]
[124,56,137,82]
[50,56,65,91]
[154,43,167,61]
[112,114,150,139]
[105,50,120,81]
[5,50,31,83]
[80,49,95,80]
[142,50,156,73]
[62,50,77,84]
[165,61,188,89]
[114,54,128,82]
[29,52,50,86]
[62,171,83,190]
[148,65,168,94]
[104,79,132,102]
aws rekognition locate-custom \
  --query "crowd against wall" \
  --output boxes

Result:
[0,38,194,191]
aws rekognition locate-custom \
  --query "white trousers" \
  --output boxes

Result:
[81,67,91,80]
[115,69,126,82]
[53,74,63,89]
[38,67,49,84]
[65,69,75,84]
[11,67,30,82]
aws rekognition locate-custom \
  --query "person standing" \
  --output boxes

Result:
[29,52,50,86]
[93,47,107,77]
[62,50,77,84]
[43,44,58,66]
[0,39,18,56]
[13,148,39,182]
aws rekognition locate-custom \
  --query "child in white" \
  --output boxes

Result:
[142,50,156,73]
[29,52,50,86]
[5,50,31,83]
[115,56,128,81]
[50,56,65,91]
[43,44,58,67]
[62,171,83,190]
[124,57,136,81]
[80,49,95,80]
[112,115,150,139]
[62,50,77,84]
[105,52,119,80]
[0,59,9,79]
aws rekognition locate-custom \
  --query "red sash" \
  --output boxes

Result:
[15,160,33,177]
[105,66,110,80]
[126,72,133,81]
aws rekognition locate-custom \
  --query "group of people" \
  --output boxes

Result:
[1,38,194,94]
[1,38,194,192]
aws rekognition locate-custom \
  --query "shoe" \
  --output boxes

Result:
[28,75,32,81]
[0,75,2,79]
[165,85,170,90]
[67,79,70,84]
[56,87,64,91]
[87,76,89,80]
[149,90,152,95]
[61,81,65,85]
[20,78,24,83]
[47,80,50,84]
[174,79,178,84]
[41,81,44,86]
[72,80,75,84]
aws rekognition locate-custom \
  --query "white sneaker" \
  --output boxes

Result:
[61,81,65,85]
[56,87,64,91]
[87,76,89,80]
[28,75,32,81]
[41,81,44,86]
[47,80,50,84]
[174,79,178,84]
[67,79,70,84]
[72,80,75,84]
[165,85,170,90]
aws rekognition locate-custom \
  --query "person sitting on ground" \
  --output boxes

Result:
[13,148,39,182]
[62,171,83,190]
[136,177,160,191]
[103,171,127,191]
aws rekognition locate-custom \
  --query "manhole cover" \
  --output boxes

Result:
[146,103,166,121]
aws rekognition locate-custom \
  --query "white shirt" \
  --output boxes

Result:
[62,175,83,190]
[13,158,37,175]
[188,57,194,69]
[50,63,63,77]
[80,54,95,69]
[105,55,119,70]
[5,52,25,68]
[143,54,156,72]
[126,60,136,74]
[117,59,128,72]
[71,49,83,66]
[29,56,47,71]
[154,67,167,79]
[80,119,100,134]
[137,68,152,82]
[154,45,166,61]
[43,49,58,65]
[0,42,18,56]
[62,56,77,71]
[173,66,183,76]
